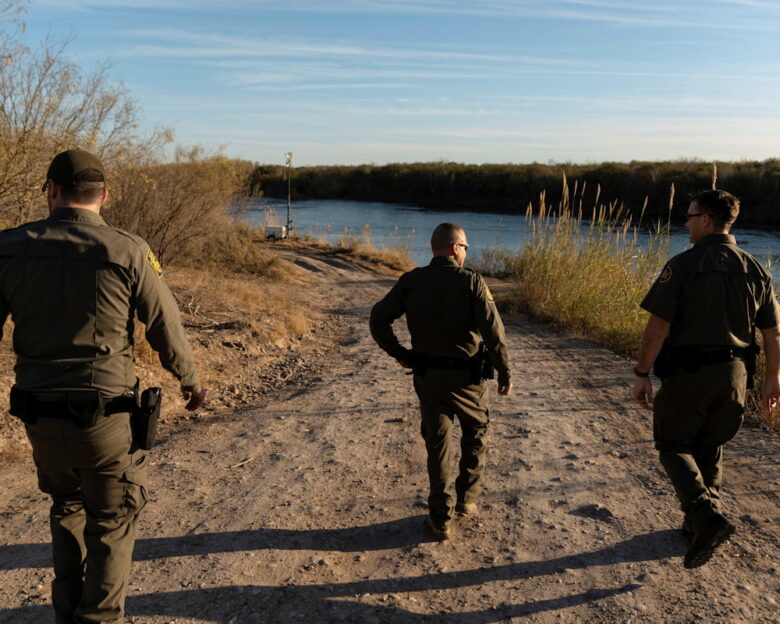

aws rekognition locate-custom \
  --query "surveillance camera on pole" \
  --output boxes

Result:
[285,152,293,237]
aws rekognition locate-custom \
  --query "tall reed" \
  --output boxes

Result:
[485,173,670,356]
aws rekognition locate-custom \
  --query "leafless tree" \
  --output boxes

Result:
[0,24,140,225]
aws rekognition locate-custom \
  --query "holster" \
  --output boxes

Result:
[132,387,162,451]
[653,343,676,380]
[477,342,495,384]
[744,343,760,390]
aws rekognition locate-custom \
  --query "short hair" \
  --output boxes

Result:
[58,169,105,205]
[430,222,465,252]
[690,189,739,228]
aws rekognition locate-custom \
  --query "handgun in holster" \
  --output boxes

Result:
[132,387,162,451]
[478,342,495,382]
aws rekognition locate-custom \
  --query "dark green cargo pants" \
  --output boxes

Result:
[413,368,489,528]
[25,412,148,624]
[653,360,746,513]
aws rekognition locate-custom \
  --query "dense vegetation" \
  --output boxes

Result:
[252,160,780,227]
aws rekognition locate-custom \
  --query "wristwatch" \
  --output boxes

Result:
[633,366,650,378]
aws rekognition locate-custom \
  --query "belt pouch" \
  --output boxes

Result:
[67,391,104,428]
[9,386,35,425]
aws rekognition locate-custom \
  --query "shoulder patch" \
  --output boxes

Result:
[145,249,164,277]
[485,285,494,302]
[658,265,672,284]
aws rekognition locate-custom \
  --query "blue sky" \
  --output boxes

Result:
[22,1,780,166]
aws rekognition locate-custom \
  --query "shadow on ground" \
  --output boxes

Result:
[1,527,682,622]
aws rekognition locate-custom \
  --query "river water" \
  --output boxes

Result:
[242,197,780,271]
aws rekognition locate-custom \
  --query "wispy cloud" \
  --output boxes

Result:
[117,27,780,84]
[38,0,780,32]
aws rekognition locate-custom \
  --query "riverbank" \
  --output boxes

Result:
[246,197,780,269]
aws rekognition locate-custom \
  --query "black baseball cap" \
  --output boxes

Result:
[44,149,106,190]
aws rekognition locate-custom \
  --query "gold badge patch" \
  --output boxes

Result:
[485,285,494,302]
[659,265,672,284]
[146,249,164,277]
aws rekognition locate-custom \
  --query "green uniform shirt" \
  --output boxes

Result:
[0,207,200,395]
[370,256,511,386]
[641,233,780,347]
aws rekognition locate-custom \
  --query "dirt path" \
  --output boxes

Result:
[1,247,779,624]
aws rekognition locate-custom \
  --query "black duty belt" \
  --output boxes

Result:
[29,396,136,419]
[10,387,136,421]
[413,354,474,370]
[696,347,748,366]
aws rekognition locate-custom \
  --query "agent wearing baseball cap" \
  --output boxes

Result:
[0,148,206,622]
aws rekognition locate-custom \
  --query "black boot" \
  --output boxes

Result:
[683,502,735,569]
[681,514,693,541]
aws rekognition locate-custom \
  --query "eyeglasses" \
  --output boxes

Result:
[685,212,706,219]
[452,242,469,251]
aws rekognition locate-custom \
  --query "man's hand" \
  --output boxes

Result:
[397,359,413,369]
[761,378,780,412]
[760,325,780,412]
[633,377,653,409]
[182,387,207,411]
[498,382,512,396]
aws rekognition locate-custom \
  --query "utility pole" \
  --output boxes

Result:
[285,151,293,235]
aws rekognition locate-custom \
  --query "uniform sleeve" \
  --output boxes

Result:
[755,275,780,330]
[473,274,511,386]
[369,280,411,361]
[640,259,682,323]
[133,245,200,390]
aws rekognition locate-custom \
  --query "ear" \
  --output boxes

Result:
[100,188,109,206]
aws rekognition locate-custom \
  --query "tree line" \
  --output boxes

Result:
[251,159,780,227]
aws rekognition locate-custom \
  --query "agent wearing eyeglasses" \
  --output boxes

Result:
[632,190,780,569]
[370,222,511,541]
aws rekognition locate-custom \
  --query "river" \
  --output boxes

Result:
[242,197,780,270]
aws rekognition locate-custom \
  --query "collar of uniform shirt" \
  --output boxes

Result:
[429,256,460,266]
[49,206,107,225]
[694,233,736,247]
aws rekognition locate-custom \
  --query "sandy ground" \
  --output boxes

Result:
[1,246,779,624]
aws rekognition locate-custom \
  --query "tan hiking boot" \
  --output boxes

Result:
[425,517,451,541]
[455,502,478,515]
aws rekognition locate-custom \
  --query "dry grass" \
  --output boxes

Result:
[190,218,310,281]
[476,188,669,358]
[334,225,415,272]
[476,177,780,432]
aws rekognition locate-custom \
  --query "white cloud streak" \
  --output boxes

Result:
[37,0,780,32]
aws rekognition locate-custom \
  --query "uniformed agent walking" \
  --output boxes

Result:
[370,223,512,541]
[632,190,780,569]
[0,149,207,623]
